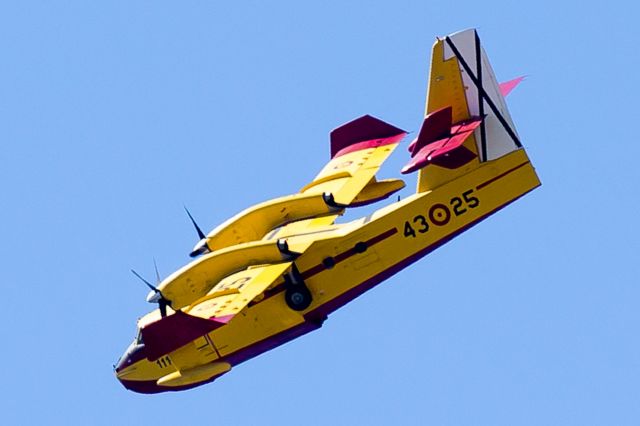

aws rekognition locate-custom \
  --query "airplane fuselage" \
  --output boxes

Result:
[116,148,539,393]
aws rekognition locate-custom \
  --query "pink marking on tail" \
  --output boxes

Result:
[499,76,525,97]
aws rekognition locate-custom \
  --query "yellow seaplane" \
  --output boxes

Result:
[115,29,540,393]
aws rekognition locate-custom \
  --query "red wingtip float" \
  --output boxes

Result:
[115,28,540,393]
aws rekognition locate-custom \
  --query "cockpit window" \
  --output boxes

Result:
[135,329,143,345]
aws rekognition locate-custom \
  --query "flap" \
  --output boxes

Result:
[184,262,292,320]
[402,117,482,174]
[158,240,288,310]
[303,131,405,206]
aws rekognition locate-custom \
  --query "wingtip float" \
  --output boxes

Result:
[115,29,540,394]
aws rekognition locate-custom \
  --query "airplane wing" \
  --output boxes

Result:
[269,115,408,239]
[141,262,292,360]
[300,115,407,206]
[192,116,407,253]
[184,262,291,321]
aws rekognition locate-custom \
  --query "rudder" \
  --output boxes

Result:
[410,29,525,192]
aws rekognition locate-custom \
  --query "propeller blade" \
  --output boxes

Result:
[153,258,161,284]
[159,299,168,318]
[131,268,171,318]
[131,269,157,293]
[184,206,206,240]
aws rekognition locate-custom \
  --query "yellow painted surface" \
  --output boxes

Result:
[116,353,177,381]
[185,262,292,319]
[234,149,536,359]
[117,33,541,392]
[119,148,539,387]
[203,192,342,251]
[158,240,288,310]
[351,178,405,206]
[417,136,480,193]
[208,293,306,358]
[303,143,401,203]
[157,362,231,387]
[268,216,341,240]
[168,335,219,371]
[417,37,481,192]
[425,38,470,121]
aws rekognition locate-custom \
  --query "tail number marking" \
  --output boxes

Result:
[156,356,172,369]
[450,190,479,216]
[403,189,480,238]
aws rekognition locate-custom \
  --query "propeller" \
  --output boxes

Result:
[184,206,211,257]
[131,267,170,318]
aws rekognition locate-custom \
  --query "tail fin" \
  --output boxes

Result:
[409,29,524,192]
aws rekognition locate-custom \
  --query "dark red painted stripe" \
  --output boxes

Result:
[333,133,405,158]
[121,189,539,394]
[223,319,324,367]
[218,187,539,378]
[333,248,355,263]
[365,227,398,245]
[304,185,539,320]
[330,115,406,158]
[255,227,398,304]
[476,161,529,191]
[300,264,325,281]
[303,227,398,279]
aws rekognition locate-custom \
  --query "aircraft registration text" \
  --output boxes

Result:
[403,189,480,238]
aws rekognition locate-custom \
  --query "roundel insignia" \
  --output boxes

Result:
[428,203,451,226]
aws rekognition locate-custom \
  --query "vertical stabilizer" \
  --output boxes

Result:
[413,29,524,192]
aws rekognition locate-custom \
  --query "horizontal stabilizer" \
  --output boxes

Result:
[402,113,482,174]
[408,106,452,155]
[330,115,406,158]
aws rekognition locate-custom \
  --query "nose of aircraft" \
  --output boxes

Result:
[113,353,130,374]
[114,341,146,374]
[114,343,219,393]
[114,343,168,393]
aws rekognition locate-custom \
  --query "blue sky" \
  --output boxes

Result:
[1,1,639,425]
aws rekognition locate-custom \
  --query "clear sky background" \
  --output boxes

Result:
[1,1,638,425]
